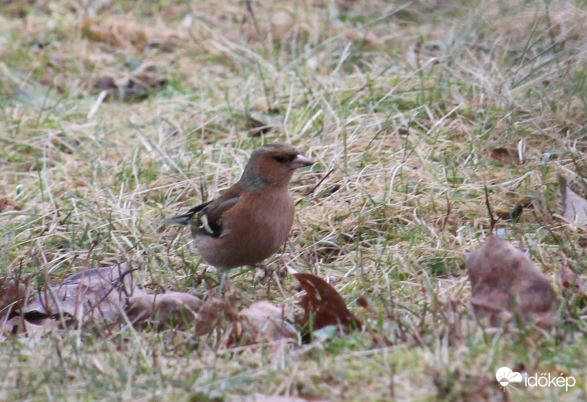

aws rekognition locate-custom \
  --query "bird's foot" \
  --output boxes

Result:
[253,264,274,285]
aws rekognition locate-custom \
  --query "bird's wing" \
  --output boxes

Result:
[198,195,241,237]
[164,183,244,238]
[163,201,213,226]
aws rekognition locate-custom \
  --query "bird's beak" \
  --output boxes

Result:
[290,154,314,169]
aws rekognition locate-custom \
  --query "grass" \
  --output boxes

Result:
[0,0,586,400]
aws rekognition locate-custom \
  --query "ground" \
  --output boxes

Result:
[0,0,586,400]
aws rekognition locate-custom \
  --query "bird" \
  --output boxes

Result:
[165,143,314,293]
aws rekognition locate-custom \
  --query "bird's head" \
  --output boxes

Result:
[240,142,314,189]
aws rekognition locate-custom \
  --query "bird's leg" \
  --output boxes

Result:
[254,263,274,284]
[217,269,228,297]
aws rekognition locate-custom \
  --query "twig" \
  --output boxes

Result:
[86,265,139,317]
[440,193,452,231]
[484,184,497,232]
[245,0,261,37]
[296,168,335,205]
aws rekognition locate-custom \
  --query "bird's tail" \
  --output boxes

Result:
[161,201,211,226]
[161,213,193,226]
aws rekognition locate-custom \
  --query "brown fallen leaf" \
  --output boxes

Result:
[82,17,147,48]
[125,292,202,330]
[23,264,143,328]
[124,277,249,337]
[559,175,587,226]
[227,300,296,345]
[293,273,361,335]
[466,236,559,326]
[82,16,183,50]
[490,147,520,165]
[246,111,281,137]
[0,197,22,212]
[172,281,241,337]
[1,315,59,339]
[0,278,29,318]
[94,63,167,102]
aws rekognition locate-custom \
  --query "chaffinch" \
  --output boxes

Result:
[166,143,314,290]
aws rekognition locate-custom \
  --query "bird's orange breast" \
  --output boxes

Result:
[194,188,295,269]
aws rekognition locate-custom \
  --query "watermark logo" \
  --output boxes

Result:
[496,367,576,392]
[496,367,522,390]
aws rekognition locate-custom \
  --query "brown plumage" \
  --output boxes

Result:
[166,143,314,279]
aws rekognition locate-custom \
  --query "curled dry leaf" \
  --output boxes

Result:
[0,197,22,212]
[490,147,520,165]
[193,282,241,337]
[126,284,240,335]
[1,264,142,337]
[23,264,142,328]
[82,16,183,50]
[2,264,277,340]
[125,292,202,330]
[293,273,361,334]
[1,316,59,339]
[355,295,372,311]
[466,236,559,326]
[94,63,168,102]
[82,17,147,48]
[247,111,282,137]
[0,278,29,318]
[559,175,587,226]
[227,301,296,346]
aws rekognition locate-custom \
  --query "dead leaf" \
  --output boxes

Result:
[23,264,142,328]
[247,111,281,137]
[0,197,22,212]
[293,273,361,336]
[117,277,245,335]
[355,295,372,311]
[0,278,29,318]
[559,175,587,226]
[490,147,520,164]
[125,292,202,330]
[466,236,559,326]
[228,301,296,345]
[82,17,147,48]
[94,63,167,102]
[82,16,183,50]
[1,315,59,339]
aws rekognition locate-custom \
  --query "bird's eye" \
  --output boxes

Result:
[273,155,289,163]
